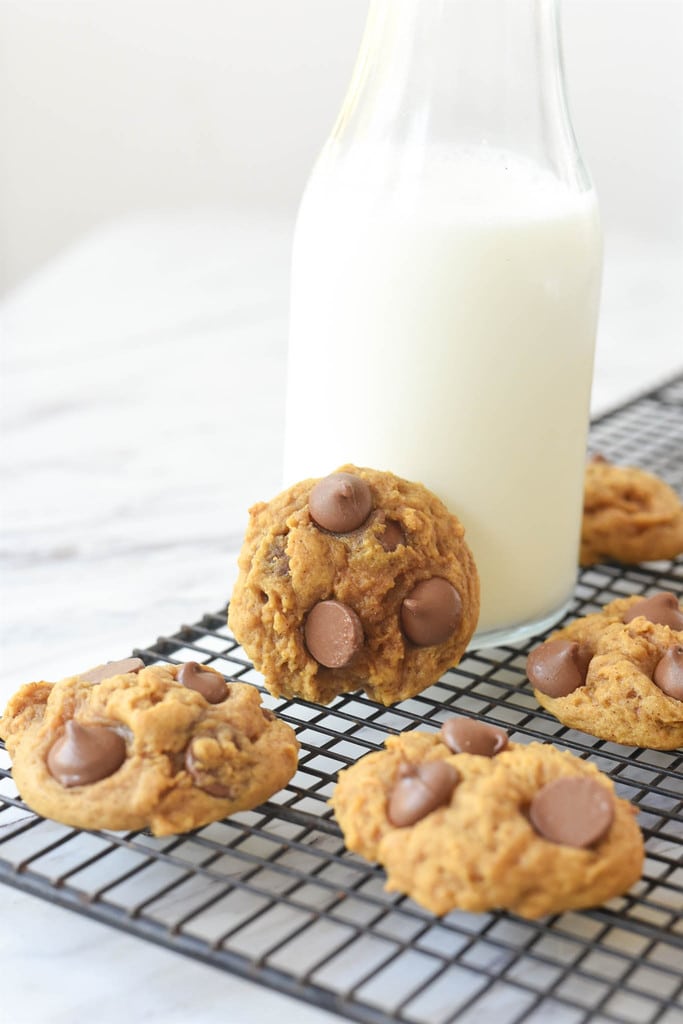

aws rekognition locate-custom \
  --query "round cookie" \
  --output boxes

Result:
[330,719,643,919]
[228,465,480,705]
[0,659,299,836]
[527,592,683,749]
[581,457,683,566]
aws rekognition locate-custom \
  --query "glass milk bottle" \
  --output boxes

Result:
[284,0,602,648]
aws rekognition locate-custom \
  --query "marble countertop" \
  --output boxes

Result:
[1,211,681,1023]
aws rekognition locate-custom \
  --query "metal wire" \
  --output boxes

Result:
[1,376,682,1024]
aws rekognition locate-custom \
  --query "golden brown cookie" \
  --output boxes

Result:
[228,465,480,705]
[527,592,683,749]
[330,719,643,919]
[0,659,299,836]
[581,458,683,566]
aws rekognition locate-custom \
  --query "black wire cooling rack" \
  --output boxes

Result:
[1,376,682,1024]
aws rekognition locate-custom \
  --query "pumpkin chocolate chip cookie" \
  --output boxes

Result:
[330,718,643,919]
[0,658,299,835]
[527,591,683,749]
[581,457,683,566]
[228,465,479,706]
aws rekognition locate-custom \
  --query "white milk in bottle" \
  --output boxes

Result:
[284,1,603,647]
[284,149,602,643]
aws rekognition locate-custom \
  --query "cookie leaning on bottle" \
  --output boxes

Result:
[228,465,480,706]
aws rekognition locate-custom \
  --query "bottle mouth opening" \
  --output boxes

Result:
[329,0,591,192]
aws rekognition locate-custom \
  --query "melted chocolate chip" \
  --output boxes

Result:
[440,717,508,757]
[304,600,364,668]
[79,658,144,684]
[388,761,459,827]
[309,472,373,533]
[47,721,126,787]
[401,578,462,646]
[185,743,234,798]
[268,536,290,577]
[379,519,405,552]
[177,662,229,703]
[623,592,683,629]
[526,639,592,698]
[529,777,614,848]
[653,646,683,701]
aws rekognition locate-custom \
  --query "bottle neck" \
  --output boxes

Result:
[328,0,589,190]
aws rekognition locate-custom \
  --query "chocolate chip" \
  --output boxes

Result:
[388,761,459,827]
[529,777,614,848]
[185,743,234,798]
[623,592,683,629]
[526,639,592,697]
[309,472,372,533]
[440,717,508,756]
[401,578,462,646]
[653,646,683,701]
[47,721,126,787]
[79,658,144,684]
[304,600,364,668]
[177,662,229,703]
[379,519,404,552]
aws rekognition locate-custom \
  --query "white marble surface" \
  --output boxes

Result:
[1,210,681,1023]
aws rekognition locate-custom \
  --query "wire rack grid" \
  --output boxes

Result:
[1,377,682,1024]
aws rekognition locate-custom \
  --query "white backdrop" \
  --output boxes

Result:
[1,0,682,294]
